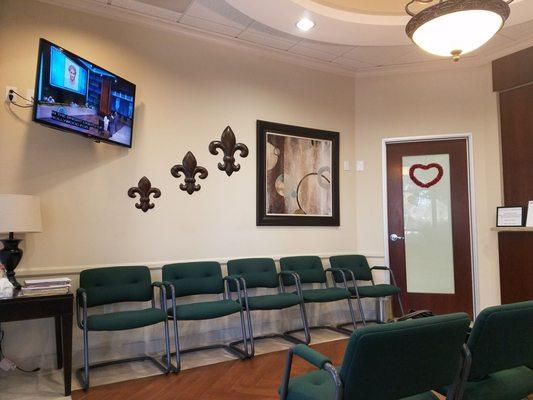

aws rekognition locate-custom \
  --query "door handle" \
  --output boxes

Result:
[390,233,405,242]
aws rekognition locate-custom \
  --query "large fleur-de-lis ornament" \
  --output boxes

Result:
[208,126,249,176]
[171,151,208,195]
[128,176,161,212]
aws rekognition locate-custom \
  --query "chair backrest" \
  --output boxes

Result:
[467,300,533,381]
[329,255,373,282]
[80,266,152,307]
[339,313,470,400]
[227,258,278,289]
[279,256,326,285]
[162,261,224,298]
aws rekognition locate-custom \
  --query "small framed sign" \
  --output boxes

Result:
[496,206,524,227]
[526,201,533,227]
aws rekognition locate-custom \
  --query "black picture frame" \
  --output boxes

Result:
[256,120,340,226]
[496,206,524,227]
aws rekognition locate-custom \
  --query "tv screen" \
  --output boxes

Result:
[33,39,136,148]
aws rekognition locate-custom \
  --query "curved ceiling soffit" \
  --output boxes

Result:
[225,0,533,47]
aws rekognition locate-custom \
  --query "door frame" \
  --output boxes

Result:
[381,133,480,316]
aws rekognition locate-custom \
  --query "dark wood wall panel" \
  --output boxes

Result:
[493,46,533,92]
[499,84,533,207]
[498,232,533,304]
[493,45,533,305]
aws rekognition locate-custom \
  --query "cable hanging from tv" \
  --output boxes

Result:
[7,89,34,108]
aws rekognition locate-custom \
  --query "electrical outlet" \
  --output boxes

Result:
[5,86,17,102]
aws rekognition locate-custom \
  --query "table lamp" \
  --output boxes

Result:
[0,194,42,289]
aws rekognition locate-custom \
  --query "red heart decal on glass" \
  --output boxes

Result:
[409,163,444,188]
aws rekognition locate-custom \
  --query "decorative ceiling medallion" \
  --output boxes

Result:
[405,0,513,61]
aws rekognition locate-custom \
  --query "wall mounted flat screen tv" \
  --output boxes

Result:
[33,39,136,148]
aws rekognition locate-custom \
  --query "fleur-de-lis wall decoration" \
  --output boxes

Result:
[208,126,249,176]
[128,176,161,212]
[171,151,209,195]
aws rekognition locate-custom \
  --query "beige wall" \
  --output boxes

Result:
[0,0,505,369]
[0,0,357,274]
[354,66,503,311]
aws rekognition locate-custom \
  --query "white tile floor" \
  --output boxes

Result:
[0,329,347,399]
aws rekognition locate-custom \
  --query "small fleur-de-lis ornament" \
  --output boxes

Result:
[128,176,161,212]
[171,151,208,195]
[208,126,249,176]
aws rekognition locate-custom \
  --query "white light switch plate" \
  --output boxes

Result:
[343,161,350,171]
[356,161,364,172]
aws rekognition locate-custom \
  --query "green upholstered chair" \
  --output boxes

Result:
[329,255,405,328]
[76,266,172,390]
[227,258,311,354]
[438,301,533,400]
[279,256,357,334]
[162,261,252,371]
[280,313,471,400]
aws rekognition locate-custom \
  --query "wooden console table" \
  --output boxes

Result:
[0,293,73,396]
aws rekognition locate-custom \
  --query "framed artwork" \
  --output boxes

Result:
[256,120,339,226]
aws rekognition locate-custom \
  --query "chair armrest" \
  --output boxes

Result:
[293,344,331,368]
[76,288,88,330]
[223,275,244,302]
[325,268,349,289]
[151,281,168,311]
[278,271,303,296]
[280,345,341,400]
[370,265,389,271]
[370,266,399,286]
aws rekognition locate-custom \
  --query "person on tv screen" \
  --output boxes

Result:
[64,63,78,91]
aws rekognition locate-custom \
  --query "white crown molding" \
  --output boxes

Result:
[355,35,533,78]
[15,251,386,277]
[36,0,356,78]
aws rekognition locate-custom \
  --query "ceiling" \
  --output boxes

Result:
[50,0,533,74]
[309,0,408,15]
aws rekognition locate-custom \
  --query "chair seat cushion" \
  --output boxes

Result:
[283,368,337,400]
[438,366,533,400]
[172,299,242,320]
[87,308,166,331]
[245,293,301,310]
[351,284,401,298]
[282,368,439,400]
[300,288,349,303]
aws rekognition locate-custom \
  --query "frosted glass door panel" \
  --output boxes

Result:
[402,154,455,294]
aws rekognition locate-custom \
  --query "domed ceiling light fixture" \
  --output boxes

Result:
[405,0,513,61]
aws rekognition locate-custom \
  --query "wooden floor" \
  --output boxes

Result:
[72,339,348,400]
[73,339,533,400]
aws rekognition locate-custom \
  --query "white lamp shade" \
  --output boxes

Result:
[0,194,43,234]
[412,9,504,57]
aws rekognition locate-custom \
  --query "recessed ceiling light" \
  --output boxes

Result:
[296,18,315,31]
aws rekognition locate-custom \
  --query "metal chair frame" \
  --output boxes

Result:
[335,265,405,333]
[228,271,311,356]
[279,268,359,339]
[165,276,253,372]
[76,282,172,390]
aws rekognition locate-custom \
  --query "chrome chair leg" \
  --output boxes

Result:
[347,298,358,330]
[299,302,311,344]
